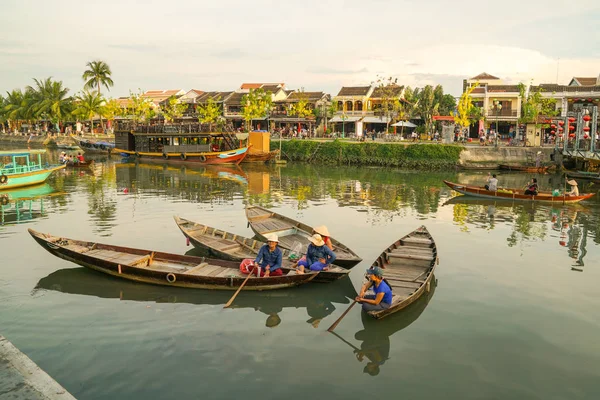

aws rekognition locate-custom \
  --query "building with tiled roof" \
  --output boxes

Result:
[141,89,185,106]
[569,76,599,87]
[271,91,330,130]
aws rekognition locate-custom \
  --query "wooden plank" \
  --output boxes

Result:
[196,264,222,276]
[215,268,241,278]
[207,266,226,276]
[185,262,210,275]
[383,278,422,289]
[387,253,434,261]
[402,237,432,244]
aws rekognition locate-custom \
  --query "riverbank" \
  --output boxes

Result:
[272,139,555,170]
[0,335,76,399]
[0,134,115,148]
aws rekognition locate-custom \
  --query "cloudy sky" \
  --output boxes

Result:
[0,0,599,97]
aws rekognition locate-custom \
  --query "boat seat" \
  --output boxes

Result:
[387,252,434,261]
[213,243,240,252]
[185,262,210,275]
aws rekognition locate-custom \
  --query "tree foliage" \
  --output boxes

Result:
[416,85,439,136]
[160,95,187,123]
[26,77,73,125]
[518,82,558,126]
[453,83,479,130]
[82,60,114,94]
[128,90,155,123]
[197,96,222,131]
[241,88,272,131]
[73,91,105,130]
[374,76,403,133]
[102,98,124,122]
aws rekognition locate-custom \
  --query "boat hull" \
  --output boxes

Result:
[114,147,249,165]
[29,229,317,291]
[499,164,549,173]
[443,180,595,203]
[242,150,279,163]
[0,165,65,190]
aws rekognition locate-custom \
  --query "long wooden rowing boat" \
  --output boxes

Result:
[244,205,363,269]
[499,164,550,173]
[64,160,95,170]
[443,180,595,203]
[28,229,317,291]
[366,226,437,320]
[565,170,600,183]
[174,216,350,283]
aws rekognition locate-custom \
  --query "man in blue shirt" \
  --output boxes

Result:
[296,234,336,274]
[252,234,283,277]
[356,266,393,311]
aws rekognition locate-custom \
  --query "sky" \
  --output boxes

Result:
[0,0,599,98]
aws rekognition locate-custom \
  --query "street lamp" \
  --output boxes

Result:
[490,100,502,147]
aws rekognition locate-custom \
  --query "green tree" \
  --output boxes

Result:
[72,91,105,134]
[102,98,124,132]
[160,95,187,123]
[26,77,73,129]
[374,76,403,133]
[416,85,439,138]
[241,88,272,132]
[197,96,222,131]
[288,89,314,135]
[82,60,114,131]
[128,90,155,124]
[396,86,419,137]
[518,82,558,126]
[453,83,479,134]
[3,89,26,131]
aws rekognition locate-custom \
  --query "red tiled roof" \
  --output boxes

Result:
[240,83,284,90]
[370,85,404,98]
[571,77,598,86]
[285,91,326,102]
[337,86,371,96]
[487,85,520,93]
[141,89,183,98]
[470,72,499,80]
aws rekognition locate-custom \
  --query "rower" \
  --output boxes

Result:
[251,233,283,277]
[566,179,579,197]
[524,178,538,195]
[355,266,392,312]
[485,173,498,191]
[296,234,335,274]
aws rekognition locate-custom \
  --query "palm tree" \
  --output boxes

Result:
[72,91,105,135]
[27,78,73,131]
[82,60,114,131]
[3,89,32,132]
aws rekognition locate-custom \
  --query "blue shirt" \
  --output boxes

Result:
[372,280,393,304]
[306,244,336,266]
[254,245,282,271]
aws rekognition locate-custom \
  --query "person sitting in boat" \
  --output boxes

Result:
[524,178,538,195]
[59,152,66,163]
[355,266,392,312]
[313,225,333,250]
[566,179,579,197]
[251,233,283,277]
[296,234,336,274]
[485,173,498,191]
[76,152,85,163]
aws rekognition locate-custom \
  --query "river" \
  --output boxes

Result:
[1,150,599,399]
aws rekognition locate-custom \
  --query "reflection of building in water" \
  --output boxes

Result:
[552,209,589,271]
[332,276,437,376]
[246,169,270,195]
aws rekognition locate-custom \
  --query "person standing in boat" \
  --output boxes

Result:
[296,234,336,274]
[251,234,283,277]
[485,173,498,191]
[355,266,392,312]
[76,152,85,163]
[524,178,538,195]
[313,225,333,250]
[566,179,579,197]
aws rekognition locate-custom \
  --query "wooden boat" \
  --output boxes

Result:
[242,150,279,163]
[443,180,595,203]
[64,160,95,170]
[565,170,600,182]
[499,164,550,173]
[364,226,437,320]
[245,205,363,269]
[115,146,249,165]
[28,229,318,291]
[174,216,350,283]
[70,136,115,154]
[0,149,66,190]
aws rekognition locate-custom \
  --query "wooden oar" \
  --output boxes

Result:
[327,300,357,332]
[223,268,254,309]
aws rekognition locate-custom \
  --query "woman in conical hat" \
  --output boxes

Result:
[296,233,336,274]
[566,179,579,197]
[313,225,333,250]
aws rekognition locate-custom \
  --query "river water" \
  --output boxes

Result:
[1,150,599,399]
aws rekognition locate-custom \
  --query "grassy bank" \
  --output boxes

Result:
[272,139,464,170]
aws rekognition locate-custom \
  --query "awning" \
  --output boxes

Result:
[362,116,390,124]
[329,116,362,123]
[391,121,417,128]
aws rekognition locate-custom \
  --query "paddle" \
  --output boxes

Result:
[327,300,357,332]
[223,268,255,309]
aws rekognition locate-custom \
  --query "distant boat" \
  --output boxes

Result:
[0,149,65,190]
[174,216,350,283]
[29,229,318,291]
[245,205,363,269]
[70,136,115,154]
[64,160,95,170]
[443,180,595,203]
[499,164,550,173]
[365,226,438,320]
[565,170,600,183]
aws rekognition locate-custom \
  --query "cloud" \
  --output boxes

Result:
[307,66,369,75]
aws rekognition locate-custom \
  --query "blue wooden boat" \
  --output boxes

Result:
[0,149,65,190]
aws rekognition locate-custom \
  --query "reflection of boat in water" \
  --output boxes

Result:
[332,275,437,376]
[442,195,590,210]
[34,267,356,328]
[0,184,64,225]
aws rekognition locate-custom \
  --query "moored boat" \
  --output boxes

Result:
[565,170,600,183]
[243,150,279,163]
[365,226,438,320]
[443,180,595,203]
[245,205,363,269]
[499,164,550,173]
[64,160,95,170]
[70,136,115,154]
[174,216,350,282]
[0,149,66,190]
[29,229,318,291]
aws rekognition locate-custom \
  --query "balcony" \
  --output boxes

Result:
[486,109,518,118]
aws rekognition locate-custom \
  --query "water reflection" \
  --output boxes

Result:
[34,267,356,328]
[0,184,65,227]
[333,276,437,376]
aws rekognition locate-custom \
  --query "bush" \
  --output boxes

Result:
[272,140,464,170]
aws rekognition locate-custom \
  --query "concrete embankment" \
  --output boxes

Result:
[0,335,76,399]
[273,139,554,170]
